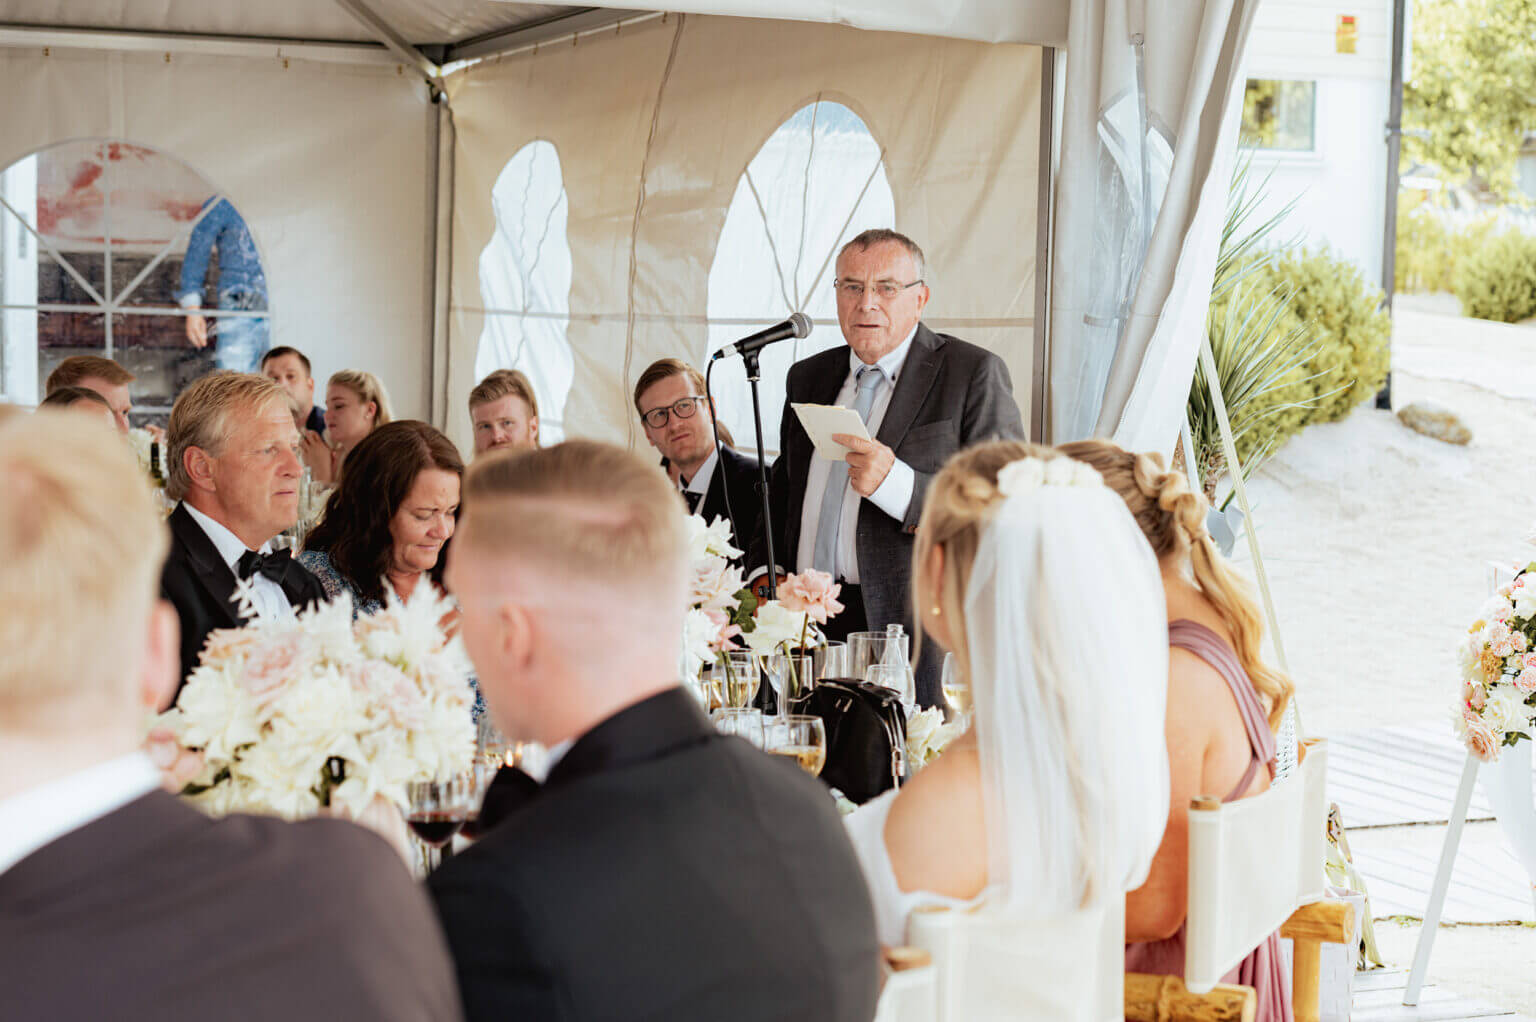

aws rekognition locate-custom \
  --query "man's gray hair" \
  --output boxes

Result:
[838,228,926,280]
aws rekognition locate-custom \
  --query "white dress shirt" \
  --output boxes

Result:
[182,502,297,623]
[796,326,919,584]
[680,447,719,512]
[0,752,162,876]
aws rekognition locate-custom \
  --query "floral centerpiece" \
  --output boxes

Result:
[126,427,167,489]
[680,513,843,696]
[1453,566,1536,761]
[905,706,967,770]
[149,582,477,819]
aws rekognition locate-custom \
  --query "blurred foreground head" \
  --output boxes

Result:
[0,411,177,738]
[447,441,685,745]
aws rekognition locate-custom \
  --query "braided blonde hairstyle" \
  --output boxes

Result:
[1058,440,1293,730]
[912,440,1057,696]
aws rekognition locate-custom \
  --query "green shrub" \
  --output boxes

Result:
[1452,230,1536,322]
[1205,246,1391,468]
[1395,192,1498,294]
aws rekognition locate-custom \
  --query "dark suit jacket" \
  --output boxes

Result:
[429,687,881,1022]
[0,789,463,1022]
[161,503,327,700]
[762,324,1025,705]
[688,443,764,564]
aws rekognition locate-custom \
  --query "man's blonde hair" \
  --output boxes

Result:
[1,411,168,712]
[469,369,540,420]
[165,372,290,501]
[462,441,685,597]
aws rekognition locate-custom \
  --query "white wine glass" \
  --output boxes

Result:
[765,715,827,777]
[712,707,766,748]
[721,650,761,709]
[941,652,971,722]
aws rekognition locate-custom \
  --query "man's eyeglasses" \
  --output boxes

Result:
[641,396,706,430]
[833,279,924,300]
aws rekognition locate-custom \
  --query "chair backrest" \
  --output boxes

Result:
[907,898,1126,1021]
[1184,739,1329,993]
[872,952,937,1022]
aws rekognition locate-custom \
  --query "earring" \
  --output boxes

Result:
[930,604,942,617]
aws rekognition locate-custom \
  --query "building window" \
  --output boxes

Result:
[706,100,895,453]
[475,140,572,443]
[0,140,269,420]
[1241,80,1318,152]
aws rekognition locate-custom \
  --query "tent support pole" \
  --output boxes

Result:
[428,97,455,430]
[1031,47,1057,444]
[331,0,441,86]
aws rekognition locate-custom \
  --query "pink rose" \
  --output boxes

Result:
[1522,652,1536,674]
[777,570,845,625]
[1515,632,1530,654]
[1463,711,1501,762]
[1465,682,1488,711]
[705,609,742,651]
[1517,669,1536,694]
[240,633,309,709]
[144,727,206,791]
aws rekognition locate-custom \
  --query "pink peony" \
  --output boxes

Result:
[1463,711,1501,762]
[777,570,845,625]
[239,632,310,709]
[705,609,743,651]
[1465,681,1488,711]
[1517,669,1536,694]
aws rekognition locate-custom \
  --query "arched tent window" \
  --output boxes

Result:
[707,101,895,453]
[0,140,269,421]
[475,140,572,443]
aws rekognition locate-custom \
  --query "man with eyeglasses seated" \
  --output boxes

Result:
[755,228,1024,707]
[633,358,760,567]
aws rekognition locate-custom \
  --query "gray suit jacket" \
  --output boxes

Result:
[763,323,1025,705]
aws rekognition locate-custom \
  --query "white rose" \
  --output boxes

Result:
[1485,686,1534,736]
[744,602,810,655]
[682,609,720,674]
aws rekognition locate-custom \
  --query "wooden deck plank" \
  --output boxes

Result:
[1352,972,1521,1021]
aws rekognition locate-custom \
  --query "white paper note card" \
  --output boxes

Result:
[792,403,871,460]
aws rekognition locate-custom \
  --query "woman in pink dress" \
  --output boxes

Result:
[1062,440,1297,1022]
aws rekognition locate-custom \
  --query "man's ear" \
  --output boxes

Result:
[184,445,215,493]
[142,601,182,713]
[497,599,536,676]
[528,416,540,446]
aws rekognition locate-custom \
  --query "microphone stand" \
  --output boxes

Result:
[741,348,778,602]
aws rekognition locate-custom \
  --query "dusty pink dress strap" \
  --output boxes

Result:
[1168,619,1276,801]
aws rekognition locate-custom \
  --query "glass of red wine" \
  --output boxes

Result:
[406,774,476,875]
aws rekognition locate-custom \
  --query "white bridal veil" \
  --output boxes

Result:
[966,462,1170,918]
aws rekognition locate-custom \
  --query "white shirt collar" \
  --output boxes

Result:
[182,501,269,569]
[523,739,575,783]
[847,322,920,383]
[0,752,162,876]
[681,447,720,497]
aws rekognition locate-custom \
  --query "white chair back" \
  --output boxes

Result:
[906,898,1125,1022]
[872,957,937,1022]
[1184,740,1329,993]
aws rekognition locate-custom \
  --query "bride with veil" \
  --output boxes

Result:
[844,441,1171,1014]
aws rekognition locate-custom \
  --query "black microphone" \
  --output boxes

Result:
[712,312,813,360]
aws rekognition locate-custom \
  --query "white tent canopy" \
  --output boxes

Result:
[0,0,1255,458]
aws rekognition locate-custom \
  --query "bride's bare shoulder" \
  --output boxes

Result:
[884,743,987,899]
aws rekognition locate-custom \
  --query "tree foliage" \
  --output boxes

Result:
[1403,0,1536,197]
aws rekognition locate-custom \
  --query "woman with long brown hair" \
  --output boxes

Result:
[1060,440,1295,1022]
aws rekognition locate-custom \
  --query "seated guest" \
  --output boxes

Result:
[431,441,879,1022]
[38,385,115,428]
[45,354,137,433]
[634,358,759,555]
[260,345,330,473]
[0,411,463,1022]
[843,442,1169,1006]
[299,420,463,617]
[160,373,326,701]
[313,369,392,485]
[469,369,540,455]
[1062,441,1295,1021]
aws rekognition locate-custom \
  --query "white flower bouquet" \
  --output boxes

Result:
[905,706,967,771]
[1453,568,1536,761]
[150,583,477,819]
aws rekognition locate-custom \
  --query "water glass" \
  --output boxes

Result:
[765,715,828,777]
[814,641,849,682]
[847,631,898,681]
[712,707,766,748]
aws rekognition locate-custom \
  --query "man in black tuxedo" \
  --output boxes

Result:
[759,229,1024,706]
[634,357,761,561]
[159,372,326,704]
[432,441,880,1022]
[0,412,462,1022]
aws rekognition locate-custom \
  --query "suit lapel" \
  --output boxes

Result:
[875,324,943,450]
[169,505,244,629]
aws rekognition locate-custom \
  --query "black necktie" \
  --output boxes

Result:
[684,488,703,514]
[236,548,293,585]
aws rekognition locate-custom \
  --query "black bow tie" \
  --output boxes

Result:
[236,548,293,584]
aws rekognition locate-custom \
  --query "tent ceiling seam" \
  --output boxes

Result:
[744,167,796,315]
[790,95,823,309]
[622,12,686,451]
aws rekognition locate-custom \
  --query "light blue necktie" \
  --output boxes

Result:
[812,366,884,576]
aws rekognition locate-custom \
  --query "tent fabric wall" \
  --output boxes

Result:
[0,47,435,418]
[1048,0,1258,452]
[445,14,1041,452]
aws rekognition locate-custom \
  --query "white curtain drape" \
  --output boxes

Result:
[1049,0,1258,452]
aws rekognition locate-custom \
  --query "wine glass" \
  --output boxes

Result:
[765,715,828,777]
[721,651,761,709]
[406,774,477,874]
[941,652,971,722]
[765,651,816,714]
[711,707,766,748]
[865,663,906,695]
[476,716,512,768]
